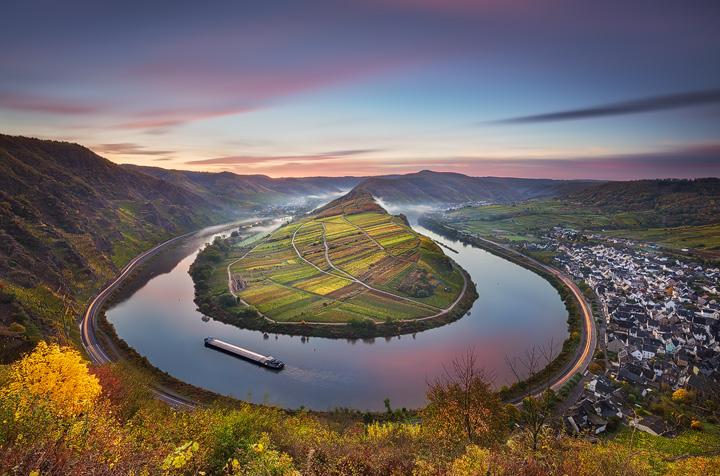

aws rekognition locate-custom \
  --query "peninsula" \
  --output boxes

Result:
[191,190,476,337]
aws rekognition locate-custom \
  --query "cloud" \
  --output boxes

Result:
[445,143,720,180]
[496,89,720,124]
[93,142,174,156]
[114,105,259,130]
[185,149,383,166]
[247,143,720,179]
[0,91,104,115]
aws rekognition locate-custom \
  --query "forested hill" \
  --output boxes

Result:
[122,164,362,210]
[0,135,361,359]
[563,178,720,226]
[0,134,227,357]
[353,170,597,205]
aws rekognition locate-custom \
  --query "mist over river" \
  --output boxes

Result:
[106,215,568,411]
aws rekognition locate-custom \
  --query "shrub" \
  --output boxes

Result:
[348,317,377,330]
[218,293,238,308]
[672,388,690,403]
[8,322,26,334]
[1,341,101,419]
[588,362,603,374]
[423,350,508,449]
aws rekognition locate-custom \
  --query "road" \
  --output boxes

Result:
[454,232,597,396]
[81,219,592,410]
[79,227,241,409]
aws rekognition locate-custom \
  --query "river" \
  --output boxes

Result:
[106,217,568,411]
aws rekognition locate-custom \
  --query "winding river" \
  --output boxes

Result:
[106,217,568,411]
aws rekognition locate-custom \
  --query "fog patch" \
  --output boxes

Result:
[372,197,439,223]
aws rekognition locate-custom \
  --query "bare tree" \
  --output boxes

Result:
[506,340,557,451]
[424,347,508,449]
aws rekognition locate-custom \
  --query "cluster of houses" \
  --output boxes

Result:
[547,229,719,435]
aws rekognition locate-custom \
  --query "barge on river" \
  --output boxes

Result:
[204,337,285,370]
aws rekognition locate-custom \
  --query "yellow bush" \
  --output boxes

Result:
[162,441,199,474]
[569,440,653,476]
[666,456,720,476]
[366,421,421,441]
[671,388,690,403]
[449,445,491,476]
[234,433,298,476]
[1,341,101,418]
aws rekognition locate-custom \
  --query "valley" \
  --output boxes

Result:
[2,135,717,474]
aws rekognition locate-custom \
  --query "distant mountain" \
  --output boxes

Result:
[563,178,720,227]
[122,165,362,210]
[353,170,597,205]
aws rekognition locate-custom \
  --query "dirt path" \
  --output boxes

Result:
[226,217,471,326]
[295,221,441,311]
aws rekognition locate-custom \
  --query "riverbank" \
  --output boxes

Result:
[418,215,595,403]
[80,223,249,406]
[95,216,575,411]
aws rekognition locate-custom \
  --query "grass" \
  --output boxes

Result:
[444,201,620,242]
[228,209,464,323]
[604,223,720,257]
[612,423,720,474]
[443,201,720,261]
[1,282,72,340]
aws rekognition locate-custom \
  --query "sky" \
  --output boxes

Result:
[2,0,720,180]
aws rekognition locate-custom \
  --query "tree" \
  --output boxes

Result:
[423,348,507,449]
[1,341,101,418]
[218,293,238,308]
[506,341,557,451]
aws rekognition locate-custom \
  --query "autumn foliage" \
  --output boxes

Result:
[0,341,716,475]
[1,341,101,418]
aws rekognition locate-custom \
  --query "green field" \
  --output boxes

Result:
[604,224,720,256]
[442,201,720,260]
[229,206,464,323]
[611,423,720,475]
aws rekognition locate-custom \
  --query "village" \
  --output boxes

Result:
[534,229,720,436]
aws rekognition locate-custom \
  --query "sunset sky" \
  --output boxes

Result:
[2,0,719,179]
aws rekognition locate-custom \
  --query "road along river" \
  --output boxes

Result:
[103,220,570,411]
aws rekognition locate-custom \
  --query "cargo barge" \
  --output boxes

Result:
[204,337,285,370]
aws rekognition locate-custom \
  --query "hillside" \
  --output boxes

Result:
[123,164,362,210]
[313,187,386,217]
[564,178,720,227]
[193,189,472,335]
[354,170,597,205]
[0,135,229,357]
[436,178,720,260]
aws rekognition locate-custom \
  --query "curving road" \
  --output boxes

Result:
[79,228,230,409]
[81,220,594,410]
[454,232,597,397]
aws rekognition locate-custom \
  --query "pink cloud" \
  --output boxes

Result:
[0,92,104,115]
[186,149,383,166]
[114,105,258,130]
[93,142,174,156]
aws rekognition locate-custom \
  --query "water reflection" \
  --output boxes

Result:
[106,220,568,411]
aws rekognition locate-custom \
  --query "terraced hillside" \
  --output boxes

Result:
[228,191,467,324]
